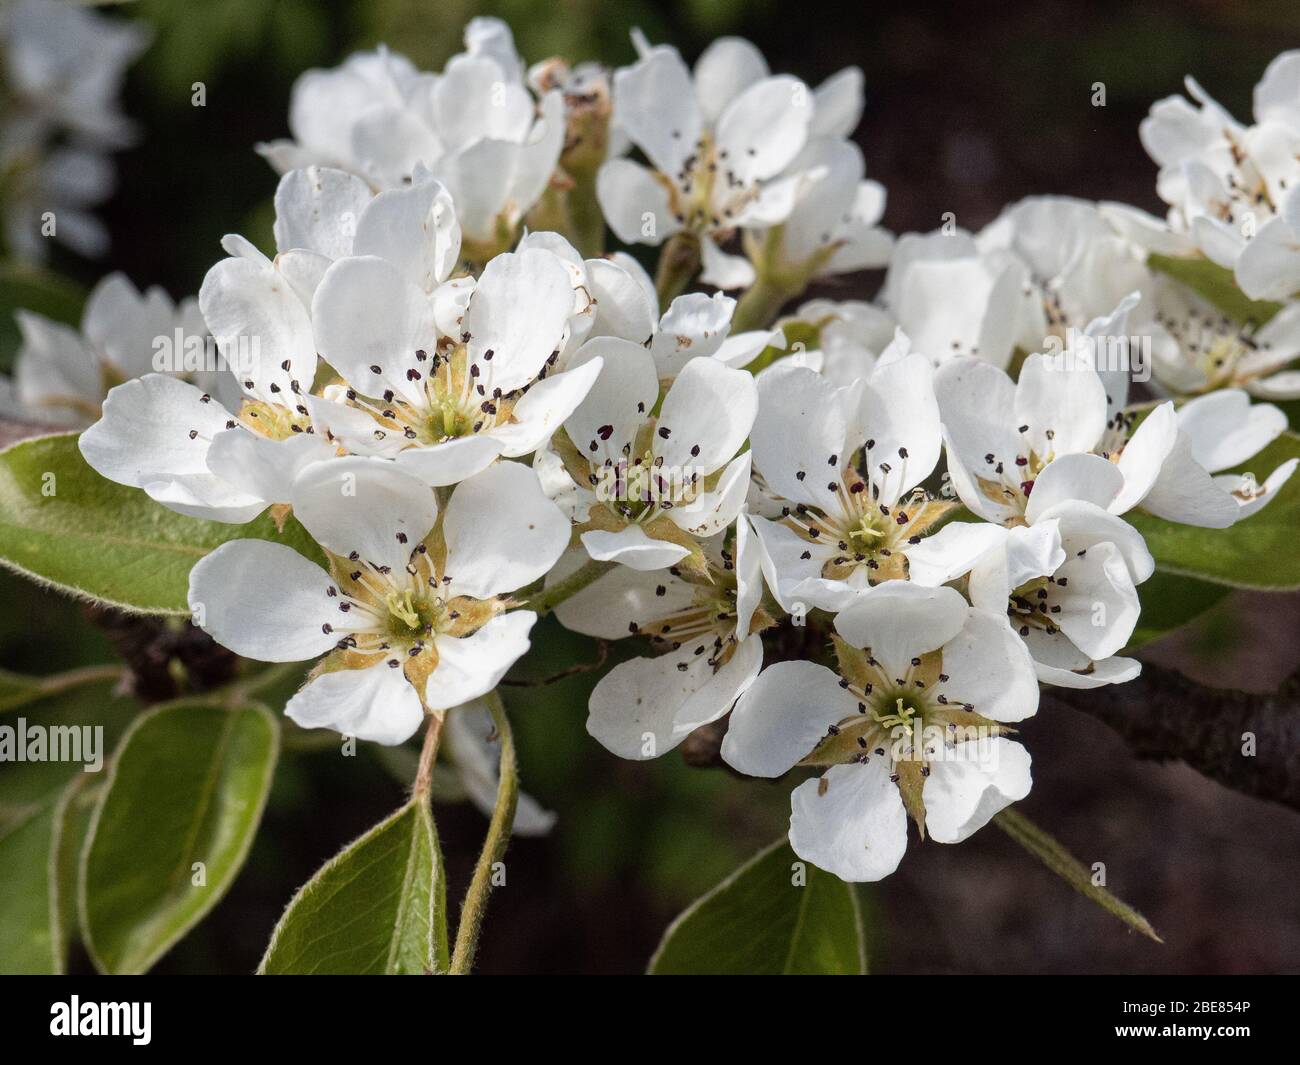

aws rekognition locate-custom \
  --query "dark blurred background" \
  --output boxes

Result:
[4,0,1300,974]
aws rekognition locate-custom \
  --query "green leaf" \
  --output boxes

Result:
[0,678,140,830]
[1126,432,1300,589]
[0,432,324,613]
[0,805,59,973]
[258,799,446,975]
[1126,572,1231,650]
[995,808,1161,941]
[51,772,102,966]
[0,675,140,973]
[80,700,279,974]
[743,318,821,375]
[648,838,867,975]
[0,664,124,714]
[1147,253,1283,327]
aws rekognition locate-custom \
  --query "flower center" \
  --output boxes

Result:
[784,481,951,585]
[344,345,520,449]
[239,398,311,439]
[1007,575,1063,637]
[664,130,764,234]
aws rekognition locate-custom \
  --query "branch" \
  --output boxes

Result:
[80,604,238,702]
[1044,662,1300,812]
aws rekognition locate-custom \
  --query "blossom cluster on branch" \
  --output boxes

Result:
[5,16,1299,887]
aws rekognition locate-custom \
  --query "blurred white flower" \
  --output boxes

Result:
[0,0,149,260]
[3,272,200,427]
[257,18,564,255]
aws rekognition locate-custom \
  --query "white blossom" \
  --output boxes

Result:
[256,19,564,254]
[722,583,1036,882]
[554,518,767,759]
[4,273,203,427]
[188,458,570,744]
[0,0,149,260]
[1127,52,1300,300]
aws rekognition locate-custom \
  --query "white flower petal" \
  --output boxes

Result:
[353,178,461,292]
[746,512,832,612]
[834,581,968,680]
[1220,458,1298,520]
[433,55,533,149]
[205,428,335,506]
[734,511,763,635]
[444,702,556,835]
[564,337,659,462]
[442,461,571,600]
[596,157,680,246]
[199,254,316,402]
[936,608,1040,723]
[463,248,576,393]
[13,311,99,424]
[553,553,695,639]
[1112,402,1179,514]
[188,540,338,661]
[273,165,372,258]
[509,90,566,219]
[349,105,443,189]
[1051,541,1140,660]
[1024,452,1124,522]
[587,633,762,760]
[934,357,1023,492]
[1139,432,1243,528]
[751,363,849,515]
[580,526,691,570]
[714,75,811,184]
[789,760,908,882]
[904,521,1008,587]
[80,374,231,486]
[668,451,752,537]
[1175,389,1286,472]
[654,356,757,474]
[311,255,437,406]
[810,66,865,139]
[1035,654,1142,689]
[286,661,425,745]
[698,235,757,290]
[856,352,942,504]
[394,435,505,487]
[1014,352,1107,459]
[489,357,604,457]
[427,611,536,710]
[650,291,736,375]
[714,327,783,368]
[291,455,438,572]
[1235,215,1300,301]
[721,660,858,777]
[612,46,701,176]
[967,521,1064,611]
[585,256,658,343]
[922,737,1031,844]
[438,139,517,241]
[694,36,768,123]
[82,274,177,383]
[1042,498,1155,583]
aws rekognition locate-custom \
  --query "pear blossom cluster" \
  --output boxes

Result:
[8,18,1298,883]
[0,0,149,261]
